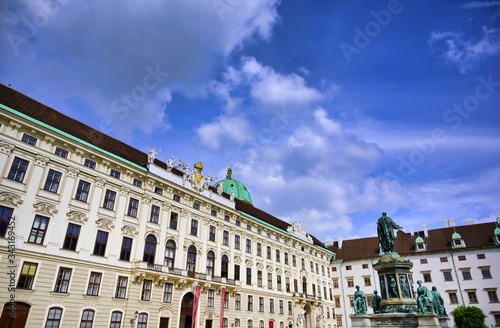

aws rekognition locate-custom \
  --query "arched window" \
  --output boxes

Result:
[248,319,253,328]
[164,240,176,269]
[221,255,229,278]
[302,277,307,294]
[187,245,197,273]
[259,320,264,328]
[207,251,215,276]
[143,235,157,264]
[280,322,284,328]
[137,313,148,328]
[45,307,63,328]
[110,311,122,328]
[80,309,95,328]
[223,318,228,328]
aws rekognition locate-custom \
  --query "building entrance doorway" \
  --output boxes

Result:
[0,302,31,328]
[179,292,194,328]
[206,319,213,328]
[304,304,311,328]
[160,317,169,328]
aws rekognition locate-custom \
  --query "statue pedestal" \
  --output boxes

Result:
[350,313,448,328]
[350,315,371,328]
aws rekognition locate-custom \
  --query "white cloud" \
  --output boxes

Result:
[1,0,281,137]
[429,27,500,73]
[313,108,342,136]
[196,115,252,150]
[462,1,500,9]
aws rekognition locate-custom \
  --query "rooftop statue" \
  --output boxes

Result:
[148,147,161,164]
[353,285,367,315]
[166,156,177,172]
[377,212,403,253]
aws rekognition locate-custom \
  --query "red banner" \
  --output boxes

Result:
[220,287,226,328]
[192,284,201,328]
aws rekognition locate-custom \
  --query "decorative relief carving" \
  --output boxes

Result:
[162,202,171,211]
[122,225,139,236]
[165,235,178,244]
[256,263,264,270]
[145,230,159,239]
[34,154,50,167]
[34,202,58,215]
[180,209,188,218]
[142,195,152,203]
[276,268,283,274]
[234,256,242,264]
[66,166,79,178]
[119,186,130,196]
[284,270,291,277]
[66,210,88,223]
[95,177,106,187]
[95,218,114,230]
[0,192,23,206]
[204,311,215,319]
[0,139,15,154]
[245,259,253,267]
[287,221,313,243]
[266,265,274,272]
[159,307,173,317]
[175,279,188,290]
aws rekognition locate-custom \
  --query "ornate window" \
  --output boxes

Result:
[143,235,157,264]
[165,240,176,268]
[45,307,63,328]
[110,311,122,328]
[80,309,95,328]
[187,245,197,273]
[0,205,14,237]
[221,255,229,278]
[207,251,215,276]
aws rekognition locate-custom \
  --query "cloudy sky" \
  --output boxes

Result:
[1,0,499,242]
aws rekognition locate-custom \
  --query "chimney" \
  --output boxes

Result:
[422,220,428,238]
[443,218,457,228]
[324,239,334,247]
[465,219,474,225]
[338,237,343,250]
[410,227,414,236]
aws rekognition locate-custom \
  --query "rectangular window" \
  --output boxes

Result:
[208,289,215,307]
[224,291,229,309]
[270,299,274,313]
[346,265,352,270]
[84,159,96,169]
[440,257,448,262]
[22,133,37,145]
[333,278,339,288]
[93,230,108,256]
[292,255,296,267]
[279,300,284,314]
[337,316,343,327]
[246,239,251,253]
[443,271,453,281]
[288,301,292,315]
[335,297,341,307]
[364,276,371,286]
[63,223,81,251]
[481,267,492,279]
[235,294,241,310]
[161,282,173,302]
[423,272,432,282]
[223,230,229,246]
[173,194,181,202]
[362,264,369,269]
[155,186,163,195]
[316,263,319,274]
[458,255,466,261]
[127,198,139,217]
[169,212,178,230]
[191,219,198,236]
[193,202,200,210]
[8,157,29,182]
[211,209,217,217]
[259,297,264,312]
[477,253,486,259]
[133,178,143,187]
[277,275,282,291]
[310,262,314,272]
[235,235,240,249]
[248,295,253,311]
[87,272,102,296]
[257,270,263,287]
[141,279,152,301]
[467,291,478,303]
[462,269,472,280]
[0,206,14,238]
[54,267,72,293]
[267,246,271,259]
[28,215,49,244]
[103,189,116,210]
[449,292,459,304]
[247,224,251,231]
[17,262,38,289]
[44,169,62,193]
[235,220,241,226]
[285,252,289,265]
[55,147,68,158]
[115,276,128,299]
[488,290,499,303]
[75,180,91,202]
[224,215,230,222]
[294,279,298,292]
[234,265,240,281]
[209,225,216,241]
[246,267,252,285]
[268,272,273,289]
[347,278,354,288]
[286,277,290,292]
[420,259,428,264]
[150,205,160,223]
[276,250,280,262]
[110,169,121,179]
[256,243,262,256]
[120,237,132,261]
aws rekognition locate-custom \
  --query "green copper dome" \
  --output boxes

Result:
[494,223,500,236]
[214,168,253,204]
[452,228,462,240]
[415,236,424,243]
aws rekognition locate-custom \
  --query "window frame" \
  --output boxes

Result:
[115,276,128,299]
[93,230,109,256]
[75,180,91,202]
[63,223,81,251]
[8,157,29,182]
[54,267,72,293]
[103,189,117,210]
[127,197,139,217]
[28,215,50,244]
[150,205,160,223]
[164,282,173,303]
[80,308,95,328]
[86,271,102,296]
[44,169,62,193]
[120,237,133,261]
[17,261,38,289]
[55,147,68,158]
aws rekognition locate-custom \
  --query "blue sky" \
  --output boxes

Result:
[1,0,499,241]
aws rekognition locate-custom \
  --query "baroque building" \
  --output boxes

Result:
[0,84,335,328]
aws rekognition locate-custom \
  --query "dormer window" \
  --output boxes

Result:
[415,236,427,252]
[494,223,500,245]
[451,228,465,248]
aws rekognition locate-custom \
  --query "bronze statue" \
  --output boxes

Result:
[377,212,402,253]
[372,290,382,314]
[353,285,367,315]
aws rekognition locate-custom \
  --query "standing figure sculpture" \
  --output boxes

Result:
[399,274,411,298]
[431,286,447,317]
[377,212,403,253]
[416,280,434,314]
[388,276,398,298]
[353,285,367,315]
[297,309,306,328]
[148,147,161,164]
[372,290,382,314]
[166,156,177,172]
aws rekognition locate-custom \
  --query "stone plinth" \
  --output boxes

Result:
[350,315,371,328]
[350,313,448,328]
